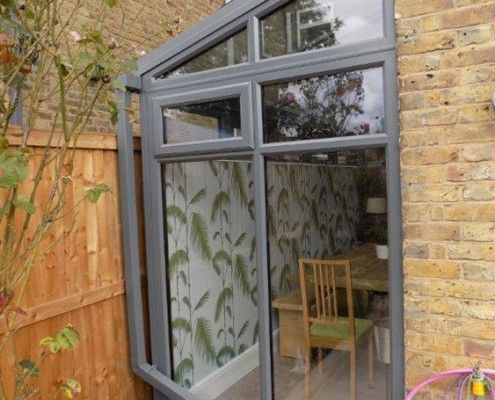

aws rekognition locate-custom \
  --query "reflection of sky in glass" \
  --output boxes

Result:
[332,0,383,45]
[261,0,383,58]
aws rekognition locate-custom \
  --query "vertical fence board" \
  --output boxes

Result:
[0,132,151,400]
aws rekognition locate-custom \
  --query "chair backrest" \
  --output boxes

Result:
[298,258,356,341]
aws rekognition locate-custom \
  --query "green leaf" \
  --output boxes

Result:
[168,249,189,276]
[167,205,187,224]
[252,321,259,345]
[172,317,191,333]
[195,317,216,363]
[183,296,191,309]
[234,232,246,248]
[18,359,39,377]
[190,212,211,261]
[214,287,233,322]
[237,321,249,339]
[108,100,119,126]
[0,148,28,189]
[216,345,235,367]
[87,184,112,203]
[39,337,61,354]
[211,191,229,222]
[189,188,206,206]
[194,291,210,311]
[104,0,117,7]
[174,358,193,383]
[112,79,126,92]
[56,325,80,350]
[14,196,35,214]
[60,378,81,399]
[234,255,251,295]
[212,250,231,267]
[239,343,247,354]
[230,163,248,205]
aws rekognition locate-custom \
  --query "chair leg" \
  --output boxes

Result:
[318,348,323,374]
[368,330,374,386]
[305,346,312,399]
[350,349,356,400]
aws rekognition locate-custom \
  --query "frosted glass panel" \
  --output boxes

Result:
[163,160,260,398]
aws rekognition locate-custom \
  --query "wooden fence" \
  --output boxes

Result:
[0,131,151,400]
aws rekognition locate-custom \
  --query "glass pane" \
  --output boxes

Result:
[163,159,260,399]
[160,30,248,78]
[163,98,241,144]
[260,0,383,59]
[267,149,389,399]
[263,67,385,143]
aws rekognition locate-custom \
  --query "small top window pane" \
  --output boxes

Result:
[163,98,241,144]
[263,67,385,142]
[260,0,383,59]
[159,30,248,79]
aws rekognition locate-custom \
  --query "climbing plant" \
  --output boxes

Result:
[0,1,180,398]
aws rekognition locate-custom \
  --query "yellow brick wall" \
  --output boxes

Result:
[29,0,225,133]
[395,0,495,394]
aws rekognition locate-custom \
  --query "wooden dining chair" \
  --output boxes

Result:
[299,259,374,400]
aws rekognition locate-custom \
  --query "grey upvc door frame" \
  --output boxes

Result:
[117,1,403,399]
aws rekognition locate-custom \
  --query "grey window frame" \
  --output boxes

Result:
[152,82,254,157]
[117,1,403,400]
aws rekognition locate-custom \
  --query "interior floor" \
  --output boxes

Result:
[217,341,388,400]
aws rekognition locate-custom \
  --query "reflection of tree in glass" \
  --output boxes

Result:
[163,30,248,78]
[264,70,369,142]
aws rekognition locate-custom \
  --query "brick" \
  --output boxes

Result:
[462,183,495,201]
[458,104,494,123]
[447,162,495,181]
[457,25,493,46]
[399,32,456,56]
[405,223,460,240]
[399,70,459,92]
[404,259,461,278]
[404,242,430,258]
[407,184,460,202]
[448,243,495,261]
[400,108,458,129]
[441,4,495,29]
[444,203,495,222]
[462,222,495,241]
[464,339,495,359]
[402,146,459,165]
[460,143,495,162]
[442,42,495,68]
[396,0,454,18]
[448,280,495,300]
[461,261,495,281]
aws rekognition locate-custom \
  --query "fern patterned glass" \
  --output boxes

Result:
[262,67,385,142]
[158,30,248,78]
[163,160,260,396]
[163,98,241,144]
[267,149,389,400]
[260,0,383,59]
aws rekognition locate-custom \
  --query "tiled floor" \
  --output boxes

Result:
[217,342,388,400]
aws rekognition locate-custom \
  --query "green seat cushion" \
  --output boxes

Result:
[310,318,373,341]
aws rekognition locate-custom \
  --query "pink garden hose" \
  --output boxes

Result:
[405,368,495,400]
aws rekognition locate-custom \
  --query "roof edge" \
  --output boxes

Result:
[137,0,264,77]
